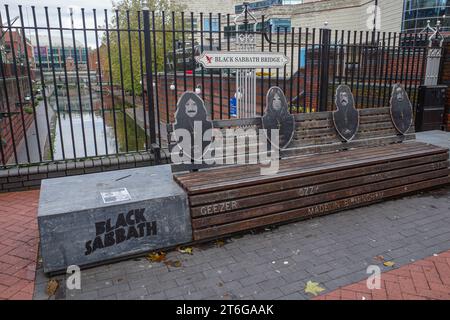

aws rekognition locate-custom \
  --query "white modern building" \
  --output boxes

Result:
[172,0,448,33]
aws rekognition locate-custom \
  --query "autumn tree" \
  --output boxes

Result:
[107,0,185,95]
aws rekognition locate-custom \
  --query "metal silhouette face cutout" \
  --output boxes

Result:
[262,87,295,149]
[173,92,213,162]
[390,84,413,135]
[185,98,198,118]
[333,85,359,142]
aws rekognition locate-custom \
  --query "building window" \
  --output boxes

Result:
[269,18,292,32]
[402,0,449,32]
[282,0,303,4]
[235,0,304,13]
[203,18,219,32]
[186,18,198,30]
[235,0,282,14]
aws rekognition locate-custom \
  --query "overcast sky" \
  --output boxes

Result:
[1,0,119,48]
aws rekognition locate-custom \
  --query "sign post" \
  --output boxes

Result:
[195,50,289,118]
[195,4,289,119]
[195,51,289,69]
[235,4,256,119]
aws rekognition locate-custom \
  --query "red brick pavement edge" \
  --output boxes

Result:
[0,190,40,300]
[315,250,450,300]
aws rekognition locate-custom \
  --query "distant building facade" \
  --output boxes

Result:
[0,30,36,165]
[31,35,88,71]
[403,0,449,33]
[1,29,34,67]
[172,0,404,33]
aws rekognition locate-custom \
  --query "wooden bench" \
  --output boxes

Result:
[168,87,450,242]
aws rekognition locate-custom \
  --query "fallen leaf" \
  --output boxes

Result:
[217,282,223,287]
[46,279,59,297]
[146,252,166,263]
[304,280,325,296]
[215,240,225,247]
[164,260,182,268]
[178,247,193,255]
[374,255,384,262]
[383,261,395,267]
[173,261,182,267]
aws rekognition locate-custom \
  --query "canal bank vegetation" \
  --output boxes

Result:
[106,0,185,95]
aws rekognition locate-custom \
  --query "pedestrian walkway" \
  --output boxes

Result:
[1,180,449,301]
[0,190,40,300]
[31,185,450,300]
[15,97,55,164]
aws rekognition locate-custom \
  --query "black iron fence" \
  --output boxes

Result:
[0,5,430,168]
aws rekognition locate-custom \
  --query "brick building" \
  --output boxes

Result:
[30,35,87,71]
[0,30,36,165]
[440,38,450,131]
[1,29,34,67]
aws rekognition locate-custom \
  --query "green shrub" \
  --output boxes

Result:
[24,107,34,114]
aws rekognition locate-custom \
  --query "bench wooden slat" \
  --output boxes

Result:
[182,147,445,194]
[167,117,262,134]
[359,114,392,124]
[189,153,449,207]
[176,142,413,185]
[192,175,450,241]
[176,143,446,192]
[283,134,416,157]
[176,142,439,189]
[176,141,427,187]
[191,162,449,219]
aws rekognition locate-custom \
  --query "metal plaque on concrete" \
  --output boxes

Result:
[101,188,132,204]
[195,51,289,69]
[172,92,213,162]
[38,165,191,273]
[333,84,360,142]
[262,87,295,149]
[390,83,413,135]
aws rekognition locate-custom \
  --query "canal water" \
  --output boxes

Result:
[48,88,148,160]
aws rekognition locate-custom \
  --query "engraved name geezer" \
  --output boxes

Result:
[199,201,238,216]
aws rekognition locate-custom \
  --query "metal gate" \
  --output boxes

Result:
[0,4,430,169]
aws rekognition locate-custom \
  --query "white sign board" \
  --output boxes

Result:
[196,51,290,69]
[101,188,132,204]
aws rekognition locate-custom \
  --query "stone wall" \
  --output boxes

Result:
[0,151,164,193]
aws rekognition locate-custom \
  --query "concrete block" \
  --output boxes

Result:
[38,164,191,273]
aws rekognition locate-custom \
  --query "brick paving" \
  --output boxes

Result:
[315,250,450,300]
[0,190,39,300]
[0,185,449,300]
[31,185,450,300]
